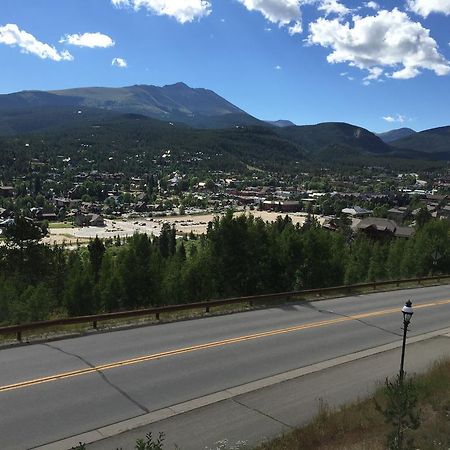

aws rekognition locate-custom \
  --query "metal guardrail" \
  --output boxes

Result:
[1,274,449,342]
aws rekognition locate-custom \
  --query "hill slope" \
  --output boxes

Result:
[276,122,392,157]
[265,120,296,128]
[376,128,416,143]
[0,83,263,129]
[391,126,450,154]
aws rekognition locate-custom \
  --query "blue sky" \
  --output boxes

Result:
[0,0,449,132]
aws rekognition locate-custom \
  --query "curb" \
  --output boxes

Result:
[33,326,450,450]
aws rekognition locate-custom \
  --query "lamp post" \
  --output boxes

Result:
[399,300,414,382]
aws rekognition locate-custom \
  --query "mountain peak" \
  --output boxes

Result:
[265,120,296,128]
[376,127,416,143]
[0,82,263,129]
[164,82,190,89]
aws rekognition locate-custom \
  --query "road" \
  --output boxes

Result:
[1,285,450,449]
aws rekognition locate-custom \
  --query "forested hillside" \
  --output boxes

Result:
[0,114,443,183]
[1,213,448,326]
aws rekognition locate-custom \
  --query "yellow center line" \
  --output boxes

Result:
[2,298,450,393]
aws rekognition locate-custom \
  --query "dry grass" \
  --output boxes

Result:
[255,360,450,450]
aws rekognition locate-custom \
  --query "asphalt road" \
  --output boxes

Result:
[87,336,450,450]
[1,285,450,449]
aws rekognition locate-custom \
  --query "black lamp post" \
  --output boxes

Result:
[399,300,414,382]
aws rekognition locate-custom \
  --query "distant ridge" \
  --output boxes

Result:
[376,127,416,143]
[0,82,264,129]
[0,82,449,162]
[390,126,450,155]
[276,122,392,157]
[265,120,296,128]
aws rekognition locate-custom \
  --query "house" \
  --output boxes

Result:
[426,194,447,204]
[41,213,58,222]
[261,200,301,213]
[74,213,105,227]
[387,207,408,224]
[322,217,340,232]
[0,186,14,198]
[438,205,450,220]
[134,201,148,212]
[342,206,372,218]
[357,218,414,239]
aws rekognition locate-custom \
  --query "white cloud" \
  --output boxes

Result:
[288,21,303,34]
[383,114,406,123]
[318,0,351,16]
[0,23,73,61]
[112,57,127,67]
[236,0,304,34]
[111,0,211,23]
[364,66,383,81]
[275,64,282,69]
[60,32,115,48]
[365,1,379,10]
[307,8,450,80]
[407,0,450,17]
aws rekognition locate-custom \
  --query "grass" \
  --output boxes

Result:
[48,222,75,229]
[254,359,450,450]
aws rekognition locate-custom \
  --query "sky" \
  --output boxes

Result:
[0,0,450,132]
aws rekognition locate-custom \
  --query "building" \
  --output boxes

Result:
[387,207,409,224]
[74,213,105,227]
[356,218,414,239]
[261,200,301,213]
[0,186,14,198]
[341,206,372,218]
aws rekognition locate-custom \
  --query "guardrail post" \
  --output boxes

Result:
[155,312,160,321]
[205,305,210,313]
[17,331,22,342]
[249,300,254,308]
[373,283,376,290]
[93,320,98,330]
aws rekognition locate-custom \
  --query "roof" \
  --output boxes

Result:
[357,217,414,238]
[387,208,406,214]
[342,206,372,216]
[395,226,415,238]
[358,217,397,233]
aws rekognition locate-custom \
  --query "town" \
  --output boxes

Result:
[1,154,450,243]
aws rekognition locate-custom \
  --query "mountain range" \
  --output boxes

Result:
[0,82,449,162]
[376,128,417,143]
[0,82,263,130]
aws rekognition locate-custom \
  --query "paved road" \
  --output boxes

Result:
[1,285,450,449]
[87,336,450,450]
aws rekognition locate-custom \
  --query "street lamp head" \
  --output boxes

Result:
[402,300,414,324]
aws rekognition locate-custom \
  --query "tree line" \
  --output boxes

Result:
[1,212,449,325]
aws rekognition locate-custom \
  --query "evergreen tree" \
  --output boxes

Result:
[88,236,106,282]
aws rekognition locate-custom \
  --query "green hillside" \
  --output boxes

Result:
[391,126,450,155]
[276,122,392,155]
